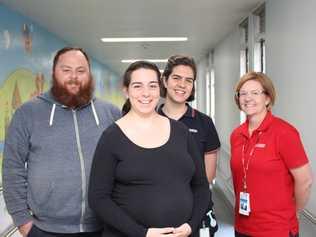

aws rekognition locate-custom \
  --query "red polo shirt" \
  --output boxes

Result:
[230,112,308,237]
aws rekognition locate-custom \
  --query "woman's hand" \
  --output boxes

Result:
[173,223,192,237]
[146,227,175,237]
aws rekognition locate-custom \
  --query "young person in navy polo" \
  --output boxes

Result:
[159,55,220,237]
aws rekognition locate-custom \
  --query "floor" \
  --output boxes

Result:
[212,186,235,237]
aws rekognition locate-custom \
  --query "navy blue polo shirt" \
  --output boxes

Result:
[158,104,220,157]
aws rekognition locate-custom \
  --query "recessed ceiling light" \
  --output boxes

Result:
[121,59,168,63]
[101,37,188,42]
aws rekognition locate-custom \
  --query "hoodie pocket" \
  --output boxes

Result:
[28,177,82,220]
[28,179,54,217]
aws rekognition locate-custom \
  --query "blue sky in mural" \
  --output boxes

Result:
[0,4,120,94]
[0,5,63,85]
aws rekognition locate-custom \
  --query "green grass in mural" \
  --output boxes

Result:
[0,68,49,143]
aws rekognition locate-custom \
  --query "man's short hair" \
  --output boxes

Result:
[52,47,91,72]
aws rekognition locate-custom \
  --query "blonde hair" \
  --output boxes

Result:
[234,71,276,110]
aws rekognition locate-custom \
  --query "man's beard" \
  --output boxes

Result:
[51,74,95,108]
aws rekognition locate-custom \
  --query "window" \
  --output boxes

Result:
[205,68,216,123]
[206,70,210,116]
[210,68,216,123]
[240,18,249,76]
[239,18,249,123]
[253,3,266,73]
[206,51,216,123]
[191,80,197,109]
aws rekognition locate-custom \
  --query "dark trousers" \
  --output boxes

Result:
[235,230,299,237]
[192,230,214,237]
[194,229,214,237]
[28,225,102,237]
[235,231,250,237]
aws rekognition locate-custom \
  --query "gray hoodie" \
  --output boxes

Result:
[2,91,121,233]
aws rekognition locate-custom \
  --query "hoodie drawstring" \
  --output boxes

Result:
[91,100,100,126]
[49,101,100,127]
[49,104,56,126]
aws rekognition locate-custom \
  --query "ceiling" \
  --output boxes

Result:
[1,0,262,75]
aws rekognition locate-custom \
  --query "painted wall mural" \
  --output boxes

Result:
[0,4,124,185]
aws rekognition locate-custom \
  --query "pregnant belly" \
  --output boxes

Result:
[114,185,193,227]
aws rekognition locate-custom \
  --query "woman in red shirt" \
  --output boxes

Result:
[230,72,312,237]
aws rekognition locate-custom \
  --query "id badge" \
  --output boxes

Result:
[199,227,210,237]
[239,192,250,215]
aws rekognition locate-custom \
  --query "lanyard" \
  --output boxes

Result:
[241,131,262,191]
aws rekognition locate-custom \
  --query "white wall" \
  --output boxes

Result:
[212,27,241,204]
[214,28,241,149]
[266,0,316,224]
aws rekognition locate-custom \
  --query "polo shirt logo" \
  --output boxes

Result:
[255,143,266,148]
[189,128,198,133]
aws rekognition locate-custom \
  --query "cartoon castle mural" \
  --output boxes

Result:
[30,72,45,98]
[0,5,123,184]
[11,81,22,112]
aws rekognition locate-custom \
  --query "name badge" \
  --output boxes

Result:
[255,143,266,148]
[239,192,251,216]
[199,227,210,237]
[189,128,198,133]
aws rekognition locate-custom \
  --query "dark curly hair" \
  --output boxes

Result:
[161,55,197,102]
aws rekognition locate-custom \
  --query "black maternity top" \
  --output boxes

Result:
[89,119,209,237]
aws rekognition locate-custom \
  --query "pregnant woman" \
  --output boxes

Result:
[89,61,209,237]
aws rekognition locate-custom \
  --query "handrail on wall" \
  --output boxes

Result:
[3,226,18,237]
[302,209,316,225]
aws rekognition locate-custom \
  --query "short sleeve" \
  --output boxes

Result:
[278,127,308,169]
[204,117,221,153]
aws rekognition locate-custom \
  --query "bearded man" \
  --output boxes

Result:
[2,47,121,237]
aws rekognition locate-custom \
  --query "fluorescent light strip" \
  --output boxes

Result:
[121,59,168,63]
[101,37,188,42]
